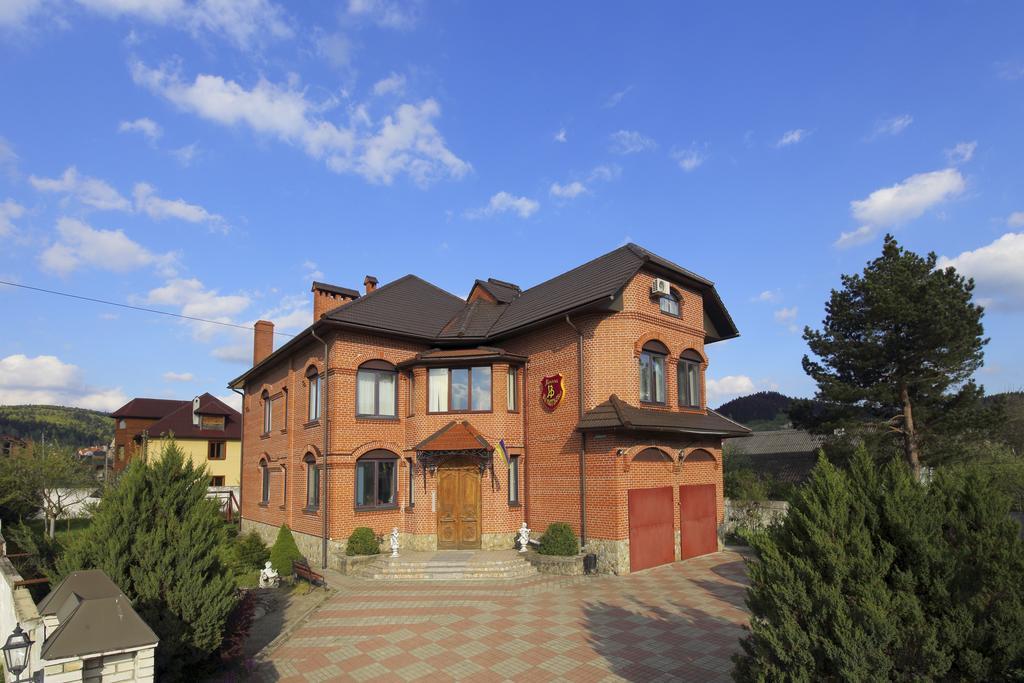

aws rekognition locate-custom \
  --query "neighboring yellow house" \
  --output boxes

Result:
[142,393,242,488]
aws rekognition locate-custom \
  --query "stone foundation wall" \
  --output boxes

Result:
[583,538,630,575]
[242,517,346,569]
[481,532,516,551]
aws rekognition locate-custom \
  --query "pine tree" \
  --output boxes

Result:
[270,524,304,574]
[58,442,237,680]
[797,235,987,478]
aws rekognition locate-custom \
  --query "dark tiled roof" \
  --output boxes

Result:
[396,346,527,369]
[474,278,521,304]
[311,281,360,298]
[414,421,493,452]
[324,274,466,339]
[144,393,241,440]
[578,395,752,437]
[110,398,187,419]
[437,300,508,339]
[727,429,826,484]
[38,570,158,660]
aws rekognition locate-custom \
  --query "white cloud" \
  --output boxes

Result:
[996,61,1024,81]
[549,181,587,199]
[776,128,808,147]
[0,353,127,411]
[315,30,353,69]
[588,164,621,182]
[212,343,251,364]
[118,117,162,142]
[945,140,977,165]
[216,392,243,411]
[0,137,16,170]
[1008,212,1024,228]
[132,61,470,187]
[609,130,656,155]
[346,0,417,29]
[133,182,224,229]
[937,233,1024,310]
[76,0,293,49]
[40,217,178,276]
[30,166,131,211]
[707,375,757,405]
[672,144,707,172]
[773,306,798,322]
[553,128,567,143]
[836,168,965,248]
[146,277,251,325]
[170,143,199,166]
[465,192,539,220]
[603,85,632,108]
[163,371,194,382]
[0,0,43,27]
[372,72,406,96]
[303,260,324,281]
[753,289,781,303]
[870,115,913,138]
[0,199,25,236]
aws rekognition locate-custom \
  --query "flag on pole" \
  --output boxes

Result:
[495,439,510,467]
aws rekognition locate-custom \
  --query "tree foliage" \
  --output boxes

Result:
[270,524,304,572]
[797,235,988,477]
[734,448,1024,681]
[0,404,113,447]
[57,442,237,680]
[0,444,95,535]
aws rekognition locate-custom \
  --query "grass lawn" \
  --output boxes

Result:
[24,517,93,544]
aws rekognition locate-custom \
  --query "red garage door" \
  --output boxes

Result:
[680,484,718,560]
[628,486,675,573]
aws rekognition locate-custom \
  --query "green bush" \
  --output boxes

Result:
[346,527,380,556]
[231,531,270,574]
[734,448,1024,681]
[537,522,578,556]
[269,524,304,575]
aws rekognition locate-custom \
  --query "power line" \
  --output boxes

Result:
[0,279,296,338]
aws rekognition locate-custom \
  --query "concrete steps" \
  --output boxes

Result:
[352,551,538,581]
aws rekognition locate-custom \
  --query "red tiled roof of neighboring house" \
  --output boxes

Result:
[144,393,241,440]
[414,421,493,452]
[110,398,187,419]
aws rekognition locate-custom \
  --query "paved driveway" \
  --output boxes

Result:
[257,550,749,682]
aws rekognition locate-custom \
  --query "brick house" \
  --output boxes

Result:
[229,244,749,574]
[110,394,241,487]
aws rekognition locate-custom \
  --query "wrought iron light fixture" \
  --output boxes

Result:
[2,624,32,682]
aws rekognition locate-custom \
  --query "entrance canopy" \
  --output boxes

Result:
[414,420,493,471]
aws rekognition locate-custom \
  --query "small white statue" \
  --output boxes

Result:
[390,527,400,557]
[517,522,530,552]
[259,560,280,588]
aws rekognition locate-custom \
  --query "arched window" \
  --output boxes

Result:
[639,340,668,404]
[634,447,672,462]
[355,449,397,509]
[306,366,321,421]
[357,360,397,418]
[261,390,272,433]
[259,459,269,504]
[678,349,703,408]
[659,290,681,317]
[304,453,320,510]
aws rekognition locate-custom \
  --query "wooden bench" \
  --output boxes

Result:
[293,559,327,588]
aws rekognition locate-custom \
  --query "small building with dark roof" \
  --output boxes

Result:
[230,243,749,575]
[35,569,158,681]
[726,429,826,484]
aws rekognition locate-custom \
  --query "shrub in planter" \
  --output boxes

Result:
[346,527,380,556]
[269,524,304,575]
[538,522,578,556]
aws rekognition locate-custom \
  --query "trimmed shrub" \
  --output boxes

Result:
[269,525,304,575]
[537,522,578,556]
[346,527,380,556]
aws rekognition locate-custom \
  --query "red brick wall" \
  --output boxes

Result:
[112,417,157,471]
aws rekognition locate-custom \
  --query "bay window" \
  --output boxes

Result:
[639,340,668,404]
[428,366,492,412]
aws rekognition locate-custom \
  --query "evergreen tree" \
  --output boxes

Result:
[58,442,237,680]
[734,448,1024,681]
[270,524,304,573]
[797,235,987,478]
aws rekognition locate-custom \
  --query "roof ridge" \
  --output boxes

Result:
[518,244,641,296]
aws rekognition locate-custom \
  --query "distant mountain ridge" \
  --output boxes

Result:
[716,391,795,431]
[0,404,113,448]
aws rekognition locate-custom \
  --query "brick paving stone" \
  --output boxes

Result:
[258,550,749,682]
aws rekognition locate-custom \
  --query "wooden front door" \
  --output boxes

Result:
[437,463,481,549]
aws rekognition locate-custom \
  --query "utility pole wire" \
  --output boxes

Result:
[0,279,296,338]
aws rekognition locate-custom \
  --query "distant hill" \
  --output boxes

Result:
[716,391,795,431]
[0,405,113,448]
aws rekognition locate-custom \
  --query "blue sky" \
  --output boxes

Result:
[1,1,1022,413]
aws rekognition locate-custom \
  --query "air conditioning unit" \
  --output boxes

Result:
[651,278,671,296]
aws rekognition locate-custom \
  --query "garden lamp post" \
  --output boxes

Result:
[2,624,32,682]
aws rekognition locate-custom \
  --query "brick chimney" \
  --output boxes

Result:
[312,281,359,322]
[253,320,274,366]
[364,275,378,294]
